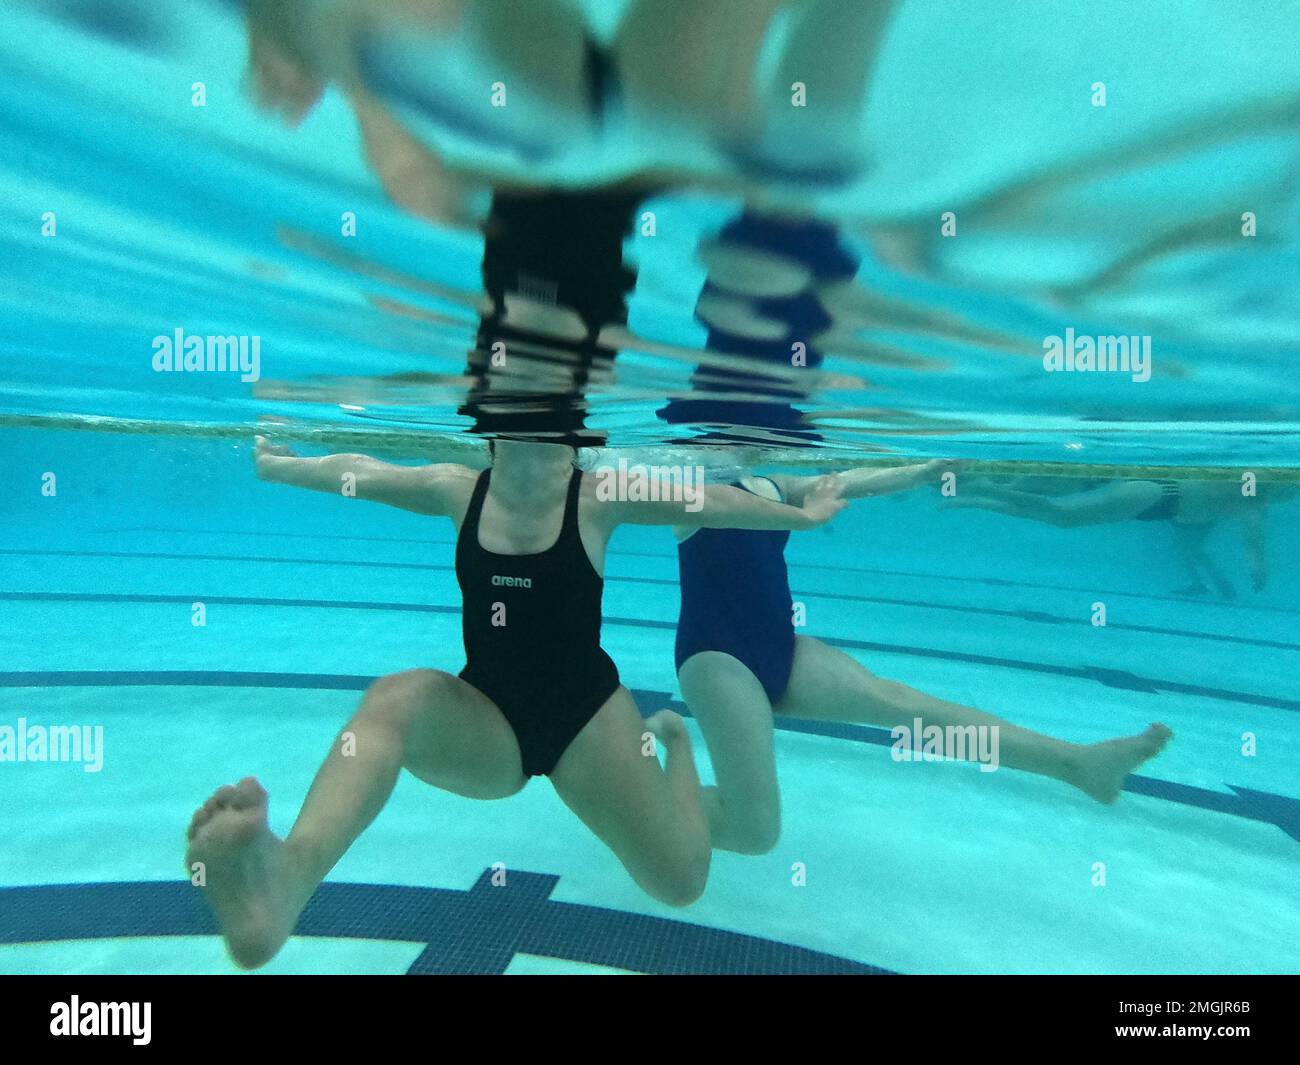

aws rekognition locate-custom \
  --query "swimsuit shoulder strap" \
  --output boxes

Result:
[560,468,584,538]
[553,468,585,548]
[462,469,492,538]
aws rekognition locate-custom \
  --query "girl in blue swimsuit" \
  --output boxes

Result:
[664,212,1172,855]
[672,467,1175,855]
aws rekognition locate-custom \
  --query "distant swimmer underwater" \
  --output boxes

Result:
[946,475,1294,598]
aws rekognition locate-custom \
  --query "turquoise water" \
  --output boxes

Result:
[4,432,1298,974]
[2,1,1299,974]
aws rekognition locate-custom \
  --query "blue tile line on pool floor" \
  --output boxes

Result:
[1,604,1296,711]
[2,585,1295,654]
[50,535,1300,620]
[6,545,1300,637]
[0,870,888,975]
[1,671,1297,842]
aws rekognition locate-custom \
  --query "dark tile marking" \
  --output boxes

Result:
[790,591,1298,651]
[2,587,1300,670]
[0,872,887,975]
[0,548,453,576]
[5,548,1294,650]
[0,590,460,616]
[30,527,1300,621]
[1222,786,1300,844]
[819,638,1300,713]
[95,527,455,547]
[1123,780,1300,843]
[1083,666,1163,695]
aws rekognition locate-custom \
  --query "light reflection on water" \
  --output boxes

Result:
[0,0,1296,467]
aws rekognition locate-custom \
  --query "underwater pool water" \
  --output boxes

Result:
[3,430,1298,975]
[1,0,1298,976]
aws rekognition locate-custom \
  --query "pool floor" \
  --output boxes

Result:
[2,523,1297,974]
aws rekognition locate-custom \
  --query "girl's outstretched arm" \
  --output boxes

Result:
[597,473,845,532]
[253,436,470,516]
[775,459,956,505]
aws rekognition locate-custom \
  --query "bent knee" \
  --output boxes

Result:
[358,669,457,726]
[646,846,711,908]
[679,651,758,696]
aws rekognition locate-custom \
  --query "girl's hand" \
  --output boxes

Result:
[254,435,298,478]
[799,475,847,528]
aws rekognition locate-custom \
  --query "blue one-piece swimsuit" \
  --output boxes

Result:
[674,478,796,703]
[669,215,855,699]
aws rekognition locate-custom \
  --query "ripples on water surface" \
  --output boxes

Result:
[1,0,1298,467]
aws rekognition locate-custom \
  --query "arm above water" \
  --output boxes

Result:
[253,436,469,516]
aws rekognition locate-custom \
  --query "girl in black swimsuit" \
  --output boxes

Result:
[184,434,843,968]
[455,458,620,777]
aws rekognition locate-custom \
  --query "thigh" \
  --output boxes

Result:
[548,687,702,898]
[773,635,897,722]
[678,651,780,824]
[388,669,526,800]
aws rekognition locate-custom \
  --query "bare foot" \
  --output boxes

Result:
[185,778,303,969]
[1067,724,1174,804]
[644,708,688,746]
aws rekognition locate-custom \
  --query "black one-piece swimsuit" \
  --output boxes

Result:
[456,468,621,776]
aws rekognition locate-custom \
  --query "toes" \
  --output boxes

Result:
[189,799,220,835]
[233,778,267,809]
[187,779,266,847]
[190,783,251,834]
[645,709,680,735]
